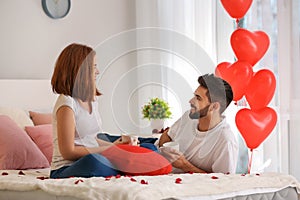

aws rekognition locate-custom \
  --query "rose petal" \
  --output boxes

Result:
[115,174,121,178]
[74,179,84,184]
[140,180,148,184]
[175,178,182,184]
[1,172,8,176]
[211,176,219,179]
[36,176,49,180]
[18,171,25,175]
[130,178,137,182]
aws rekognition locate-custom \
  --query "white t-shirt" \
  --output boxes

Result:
[168,111,238,174]
[51,94,103,170]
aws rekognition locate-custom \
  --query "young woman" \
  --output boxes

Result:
[50,43,125,178]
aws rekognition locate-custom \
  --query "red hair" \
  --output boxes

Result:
[51,43,100,102]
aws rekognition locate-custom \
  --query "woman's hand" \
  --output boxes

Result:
[113,137,124,145]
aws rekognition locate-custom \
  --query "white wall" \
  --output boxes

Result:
[0,0,136,79]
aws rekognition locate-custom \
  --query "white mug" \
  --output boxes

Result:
[162,141,179,151]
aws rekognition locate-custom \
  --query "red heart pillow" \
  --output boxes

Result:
[101,144,172,176]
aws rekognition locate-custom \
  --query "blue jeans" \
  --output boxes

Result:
[50,153,119,178]
[97,133,158,151]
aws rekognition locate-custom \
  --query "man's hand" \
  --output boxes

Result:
[158,127,171,147]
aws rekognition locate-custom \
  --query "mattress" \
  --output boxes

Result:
[0,187,298,200]
[1,169,300,200]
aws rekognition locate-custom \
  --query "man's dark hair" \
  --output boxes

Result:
[198,73,233,114]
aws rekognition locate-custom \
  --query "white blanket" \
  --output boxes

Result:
[0,169,300,200]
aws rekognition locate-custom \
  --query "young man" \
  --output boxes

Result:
[159,73,238,174]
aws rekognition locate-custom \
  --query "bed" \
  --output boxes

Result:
[0,79,300,200]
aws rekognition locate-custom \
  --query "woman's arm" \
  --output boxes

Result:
[56,106,113,161]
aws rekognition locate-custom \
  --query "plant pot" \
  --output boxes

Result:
[150,119,164,132]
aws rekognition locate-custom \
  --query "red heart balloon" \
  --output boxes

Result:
[235,107,277,149]
[231,28,270,66]
[215,61,253,101]
[245,69,276,110]
[220,0,253,19]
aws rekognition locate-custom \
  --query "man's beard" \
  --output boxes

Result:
[189,104,210,119]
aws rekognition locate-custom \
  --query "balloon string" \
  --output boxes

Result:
[247,149,253,174]
[236,19,240,29]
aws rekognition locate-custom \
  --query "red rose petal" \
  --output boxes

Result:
[115,174,121,178]
[256,173,260,176]
[1,172,8,176]
[36,176,49,180]
[188,171,194,174]
[105,175,113,181]
[211,176,219,179]
[140,180,148,184]
[130,178,137,182]
[175,178,182,184]
[74,179,84,184]
[18,171,25,175]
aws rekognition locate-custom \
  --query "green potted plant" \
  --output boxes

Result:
[142,97,172,132]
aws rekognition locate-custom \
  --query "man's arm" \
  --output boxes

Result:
[172,155,207,173]
[160,147,207,173]
[158,127,171,147]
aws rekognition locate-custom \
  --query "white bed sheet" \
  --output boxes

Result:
[1,169,300,200]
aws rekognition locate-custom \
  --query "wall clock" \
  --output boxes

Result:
[42,0,71,19]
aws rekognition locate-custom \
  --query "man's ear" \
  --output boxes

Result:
[211,102,220,111]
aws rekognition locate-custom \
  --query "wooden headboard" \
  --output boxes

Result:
[0,79,57,111]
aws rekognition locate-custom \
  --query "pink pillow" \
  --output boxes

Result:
[25,124,53,164]
[101,144,172,176]
[0,115,49,169]
[29,111,52,125]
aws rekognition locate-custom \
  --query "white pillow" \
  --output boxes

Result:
[0,107,34,129]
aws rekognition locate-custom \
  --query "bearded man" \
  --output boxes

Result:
[159,73,238,174]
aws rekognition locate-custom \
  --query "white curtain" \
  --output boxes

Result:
[135,0,234,131]
[242,0,300,179]
[288,0,300,180]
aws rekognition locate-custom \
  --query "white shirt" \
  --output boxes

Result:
[168,111,238,174]
[51,94,103,170]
